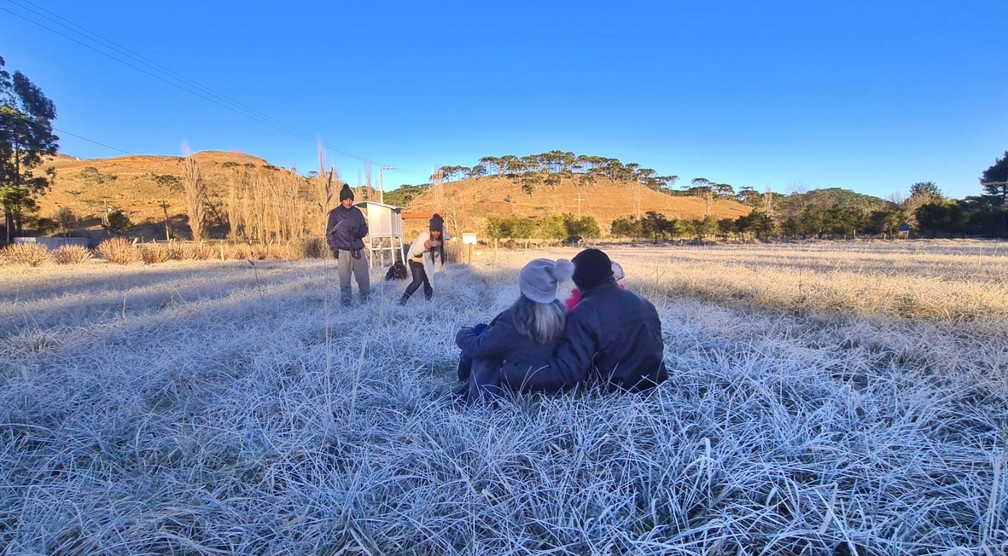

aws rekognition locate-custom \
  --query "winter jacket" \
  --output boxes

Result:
[455,307,559,365]
[406,230,445,279]
[500,278,667,393]
[326,205,368,253]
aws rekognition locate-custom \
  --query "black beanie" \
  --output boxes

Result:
[429,213,444,233]
[339,183,354,202]
[571,248,613,289]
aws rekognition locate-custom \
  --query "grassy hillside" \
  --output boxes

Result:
[406,176,751,238]
[39,151,285,238]
[34,152,750,240]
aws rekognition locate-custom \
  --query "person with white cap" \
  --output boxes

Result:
[455,257,574,404]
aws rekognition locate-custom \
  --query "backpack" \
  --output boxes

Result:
[385,261,408,280]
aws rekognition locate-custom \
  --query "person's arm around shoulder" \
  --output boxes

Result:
[499,305,597,392]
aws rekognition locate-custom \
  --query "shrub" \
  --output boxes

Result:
[96,237,139,264]
[2,243,51,266]
[52,245,93,265]
[139,243,169,264]
[103,209,134,236]
[164,242,185,261]
[221,242,254,260]
[298,237,327,259]
[177,242,215,260]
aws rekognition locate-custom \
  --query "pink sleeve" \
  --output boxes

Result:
[564,288,581,312]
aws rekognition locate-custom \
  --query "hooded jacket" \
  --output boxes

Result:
[326,204,368,253]
[500,277,667,393]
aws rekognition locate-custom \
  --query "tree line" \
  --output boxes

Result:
[433,151,681,195]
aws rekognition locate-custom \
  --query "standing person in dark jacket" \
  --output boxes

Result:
[456,257,574,404]
[500,248,667,393]
[399,214,446,305]
[326,183,370,307]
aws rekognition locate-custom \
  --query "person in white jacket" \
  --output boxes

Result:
[400,214,447,305]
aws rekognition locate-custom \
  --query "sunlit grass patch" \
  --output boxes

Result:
[96,237,139,264]
[2,243,51,266]
[51,245,93,265]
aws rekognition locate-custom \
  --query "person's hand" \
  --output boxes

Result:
[424,239,433,249]
[472,322,489,335]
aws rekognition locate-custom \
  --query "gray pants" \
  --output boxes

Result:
[336,249,370,305]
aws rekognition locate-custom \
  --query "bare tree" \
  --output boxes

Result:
[314,141,336,235]
[180,151,207,241]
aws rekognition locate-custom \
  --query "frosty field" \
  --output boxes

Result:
[1,240,1006,554]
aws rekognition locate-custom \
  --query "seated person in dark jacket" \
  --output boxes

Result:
[455,258,574,404]
[499,248,667,393]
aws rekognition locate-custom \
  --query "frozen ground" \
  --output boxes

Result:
[1,241,1006,554]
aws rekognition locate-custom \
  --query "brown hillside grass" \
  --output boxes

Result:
[39,151,281,237]
[407,175,751,237]
[37,153,751,240]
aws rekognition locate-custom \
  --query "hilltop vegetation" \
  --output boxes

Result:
[24,151,751,243]
[5,148,1007,245]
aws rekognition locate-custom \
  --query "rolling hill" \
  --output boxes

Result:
[33,151,752,239]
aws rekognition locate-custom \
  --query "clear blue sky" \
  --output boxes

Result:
[3,0,1007,200]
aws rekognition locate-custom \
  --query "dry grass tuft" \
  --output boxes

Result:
[51,245,93,265]
[1,243,51,266]
[176,242,215,260]
[95,237,139,264]
[220,242,254,260]
[290,237,327,259]
[139,243,169,264]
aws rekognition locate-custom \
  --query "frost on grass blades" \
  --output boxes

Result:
[0,241,1006,554]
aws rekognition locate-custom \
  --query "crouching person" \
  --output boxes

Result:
[455,258,573,404]
[500,248,667,394]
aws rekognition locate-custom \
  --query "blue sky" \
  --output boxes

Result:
[3,0,1007,200]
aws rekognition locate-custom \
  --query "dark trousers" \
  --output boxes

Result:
[401,260,432,302]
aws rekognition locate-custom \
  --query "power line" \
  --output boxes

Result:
[53,127,132,155]
[2,0,376,166]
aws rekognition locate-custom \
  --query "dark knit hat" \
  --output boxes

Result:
[339,183,354,202]
[571,248,613,289]
[429,213,444,233]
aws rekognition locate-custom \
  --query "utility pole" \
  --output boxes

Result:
[576,193,583,219]
[379,165,397,204]
[159,200,171,240]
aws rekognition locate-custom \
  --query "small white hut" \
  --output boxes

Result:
[356,201,406,267]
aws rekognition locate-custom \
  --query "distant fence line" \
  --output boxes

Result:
[13,237,95,249]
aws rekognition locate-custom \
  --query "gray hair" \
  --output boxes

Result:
[511,295,567,345]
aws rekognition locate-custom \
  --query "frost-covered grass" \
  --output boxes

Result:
[1,243,1006,554]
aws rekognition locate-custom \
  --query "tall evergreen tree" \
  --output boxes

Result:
[0,57,59,241]
[980,151,1008,206]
